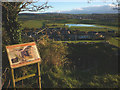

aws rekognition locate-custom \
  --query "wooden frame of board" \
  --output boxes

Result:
[6,42,41,69]
[6,42,41,88]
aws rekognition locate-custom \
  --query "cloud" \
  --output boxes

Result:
[57,4,118,14]
[19,4,118,14]
[42,0,117,2]
[108,4,116,7]
[73,8,83,10]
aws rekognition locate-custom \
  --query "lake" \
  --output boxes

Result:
[66,24,98,27]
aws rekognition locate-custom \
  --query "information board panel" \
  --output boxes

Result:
[6,42,41,68]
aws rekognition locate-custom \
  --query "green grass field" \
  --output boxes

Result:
[69,26,108,32]
[55,39,120,48]
[47,23,118,32]
[96,25,118,32]
[107,37,120,47]
[21,19,118,32]
[21,20,44,28]
[55,40,105,43]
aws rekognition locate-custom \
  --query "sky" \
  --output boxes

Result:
[37,0,117,2]
[20,0,118,13]
[3,0,116,2]
[44,2,114,12]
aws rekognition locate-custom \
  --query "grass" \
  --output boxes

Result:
[55,40,105,43]
[47,23,118,32]
[41,65,119,88]
[96,25,118,32]
[2,14,119,88]
[69,26,108,32]
[47,19,79,24]
[47,23,68,28]
[21,19,118,33]
[2,36,119,88]
[107,37,120,47]
[21,20,44,28]
[40,42,119,88]
[69,25,118,32]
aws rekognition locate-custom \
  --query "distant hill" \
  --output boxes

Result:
[54,5,118,14]
[19,4,118,14]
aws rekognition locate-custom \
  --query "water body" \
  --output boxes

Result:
[66,24,98,27]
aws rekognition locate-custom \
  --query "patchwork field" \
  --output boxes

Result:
[21,19,119,48]
[21,20,44,28]
[22,20,118,32]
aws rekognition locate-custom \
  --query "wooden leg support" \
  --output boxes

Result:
[10,62,41,89]
[37,63,41,89]
[11,68,15,88]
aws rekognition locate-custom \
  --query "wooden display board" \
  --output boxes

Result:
[6,42,41,88]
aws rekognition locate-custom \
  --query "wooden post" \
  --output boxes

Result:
[11,68,15,88]
[10,62,41,88]
[6,42,42,88]
[37,62,41,89]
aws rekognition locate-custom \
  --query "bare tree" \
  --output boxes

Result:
[2,1,52,44]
